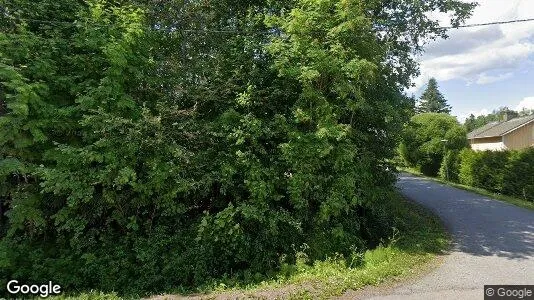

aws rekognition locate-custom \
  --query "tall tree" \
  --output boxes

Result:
[464,113,477,132]
[417,78,451,113]
[0,0,476,295]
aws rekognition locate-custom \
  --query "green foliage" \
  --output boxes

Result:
[479,151,509,192]
[0,0,475,297]
[458,149,477,187]
[439,150,461,183]
[399,113,468,176]
[458,148,534,202]
[53,193,446,300]
[416,78,450,114]
[503,148,534,201]
[459,149,509,193]
[220,193,449,299]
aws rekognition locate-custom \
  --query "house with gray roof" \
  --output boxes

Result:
[467,114,534,151]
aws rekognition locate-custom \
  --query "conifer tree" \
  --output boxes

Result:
[417,78,451,114]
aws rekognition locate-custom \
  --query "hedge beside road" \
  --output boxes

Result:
[443,148,534,202]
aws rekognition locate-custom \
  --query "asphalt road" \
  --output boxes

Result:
[363,173,534,300]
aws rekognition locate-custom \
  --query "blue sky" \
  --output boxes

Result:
[410,0,534,122]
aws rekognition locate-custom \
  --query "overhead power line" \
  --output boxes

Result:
[3,15,534,32]
[441,17,534,29]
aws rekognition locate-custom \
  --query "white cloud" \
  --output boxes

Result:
[516,97,534,111]
[412,0,534,90]
[475,72,513,85]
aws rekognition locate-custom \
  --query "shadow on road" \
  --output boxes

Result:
[397,174,534,260]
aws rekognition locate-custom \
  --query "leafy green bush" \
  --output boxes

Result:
[0,0,476,297]
[503,148,534,201]
[399,113,468,176]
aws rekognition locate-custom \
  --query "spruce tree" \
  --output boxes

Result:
[417,78,451,114]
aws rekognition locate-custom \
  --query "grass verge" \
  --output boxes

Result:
[49,193,449,300]
[399,167,534,211]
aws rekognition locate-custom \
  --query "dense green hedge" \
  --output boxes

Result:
[503,149,534,201]
[439,150,461,183]
[458,148,534,201]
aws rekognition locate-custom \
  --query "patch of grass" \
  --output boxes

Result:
[399,167,534,211]
[270,198,447,297]
[50,194,449,300]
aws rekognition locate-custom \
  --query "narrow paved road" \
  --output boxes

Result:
[364,173,534,300]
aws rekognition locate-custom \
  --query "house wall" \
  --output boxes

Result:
[503,121,534,150]
[470,136,506,151]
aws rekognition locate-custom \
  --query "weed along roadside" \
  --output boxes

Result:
[44,193,450,300]
[141,194,450,300]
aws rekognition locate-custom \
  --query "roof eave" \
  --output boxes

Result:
[500,118,534,136]
[468,116,534,139]
[469,135,503,139]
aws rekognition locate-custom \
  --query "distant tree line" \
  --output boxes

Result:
[464,107,534,132]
